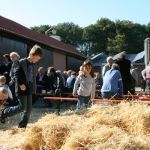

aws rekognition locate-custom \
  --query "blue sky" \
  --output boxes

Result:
[0,0,150,28]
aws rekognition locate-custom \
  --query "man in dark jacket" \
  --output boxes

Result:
[0,44,43,128]
[47,67,64,94]
[36,67,48,93]
[115,51,132,94]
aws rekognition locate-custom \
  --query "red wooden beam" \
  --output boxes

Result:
[44,97,78,101]
[92,99,150,104]
[123,95,139,98]
[44,97,150,104]
[138,96,150,101]
[92,99,126,103]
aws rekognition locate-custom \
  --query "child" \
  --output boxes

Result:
[0,87,9,110]
[0,75,13,100]
[73,60,95,110]
[78,65,84,75]
[0,87,9,101]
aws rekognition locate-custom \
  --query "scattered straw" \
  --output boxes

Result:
[20,125,42,150]
[1,103,150,149]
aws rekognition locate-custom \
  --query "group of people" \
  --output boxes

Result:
[0,44,97,128]
[36,60,96,110]
[101,51,150,99]
[0,46,150,128]
[0,44,43,128]
[101,51,138,99]
[36,66,65,96]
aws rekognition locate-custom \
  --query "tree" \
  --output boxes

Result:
[30,25,51,34]
[30,18,148,57]
[82,25,96,56]
[54,22,83,48]
[82,18,116,56]
[115,20,147,53]
[107,33,127,54]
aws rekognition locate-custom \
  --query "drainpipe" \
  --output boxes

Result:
[144,38,150,66]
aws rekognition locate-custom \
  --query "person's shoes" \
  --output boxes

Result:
[18,122,27,128]
[1,117,6,123]
[0,110,6,123]
[18,125,26,128]
[18,124,26,128]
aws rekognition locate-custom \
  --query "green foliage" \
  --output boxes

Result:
[30,18,149,57]
[115,21,147,53]
[107,33,127,54]
[30,25,51,34]
[54,22,83,47]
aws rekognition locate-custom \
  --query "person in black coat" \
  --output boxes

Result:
[115,51,132,94]
[47,67,64,95]
[0,54,12,84]
[36,67,48,93]
[0,45,43,127]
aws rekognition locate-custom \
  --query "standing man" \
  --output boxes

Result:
[115,51,131,94]
[9,52,20,106]
[102,56,114,77]
[0,44,43,128]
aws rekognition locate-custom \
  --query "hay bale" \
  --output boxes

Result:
[36,114,82,150]
[61,125,128,149]
[2,103,150,149]
[37,113,82,131]
[85,105,118,118]
[42,123,70,150]
[85,103,150,135]
[9,127,20,135]
[62,125,150,150]
[118,103,150,135]
[83,105,122,130]
[20,125,42,150]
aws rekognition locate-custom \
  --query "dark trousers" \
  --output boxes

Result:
[130,79,136,94]
[123,80,131,95]
[2,94,32,127]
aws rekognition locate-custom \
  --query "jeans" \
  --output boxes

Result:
[2,94,32,127]
[76,95,90,110]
